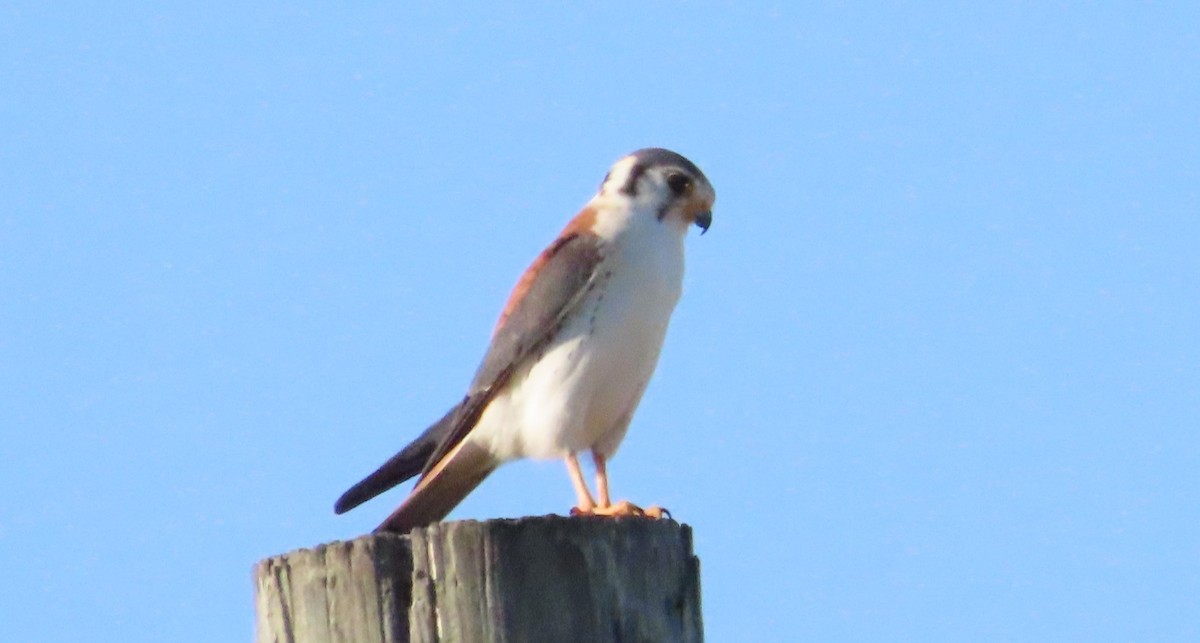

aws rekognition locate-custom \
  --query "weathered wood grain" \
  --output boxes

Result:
[254,516,702,643]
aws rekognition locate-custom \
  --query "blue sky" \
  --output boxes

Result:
[3,3,1198,641]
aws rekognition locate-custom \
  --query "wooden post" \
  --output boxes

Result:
[254,516,703,643]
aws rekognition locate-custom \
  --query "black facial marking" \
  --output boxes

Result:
[620,163,647,196]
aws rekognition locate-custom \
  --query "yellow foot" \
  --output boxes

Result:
[570,500,670,520]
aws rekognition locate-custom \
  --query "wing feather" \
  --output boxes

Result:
[332,222,604,525]
[417,229,604,478]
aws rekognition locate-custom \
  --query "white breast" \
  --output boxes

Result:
[469,208,686,462]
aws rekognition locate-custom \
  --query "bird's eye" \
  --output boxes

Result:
[666,172,692,196]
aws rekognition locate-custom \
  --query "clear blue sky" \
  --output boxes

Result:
[3,3,1198,641]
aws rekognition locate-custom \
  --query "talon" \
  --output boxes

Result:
[570,503,595,517]
[569,500,669,519]
[566,454,670,521]
[642,506,670,520]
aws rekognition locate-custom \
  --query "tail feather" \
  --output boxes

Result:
[375,439,497,533]
[333,401,463,515]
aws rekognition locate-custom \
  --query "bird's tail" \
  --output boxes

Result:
[375,439,498,533]
[333,401,463,515]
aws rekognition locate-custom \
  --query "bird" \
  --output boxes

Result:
[334,148,715,533]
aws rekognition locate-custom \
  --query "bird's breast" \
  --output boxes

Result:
[472,219,687,461]
[553,227,685,447]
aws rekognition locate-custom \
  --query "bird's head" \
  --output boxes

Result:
[596,148,715,234]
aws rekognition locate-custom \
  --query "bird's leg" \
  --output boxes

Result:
[594,452,612,508]
[580,452,668,519]
[593,452,614,508]
[565,453,597,514]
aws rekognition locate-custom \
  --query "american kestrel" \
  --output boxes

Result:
[335,148,715,533]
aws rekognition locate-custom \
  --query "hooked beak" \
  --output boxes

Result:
[694,209,712,235]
